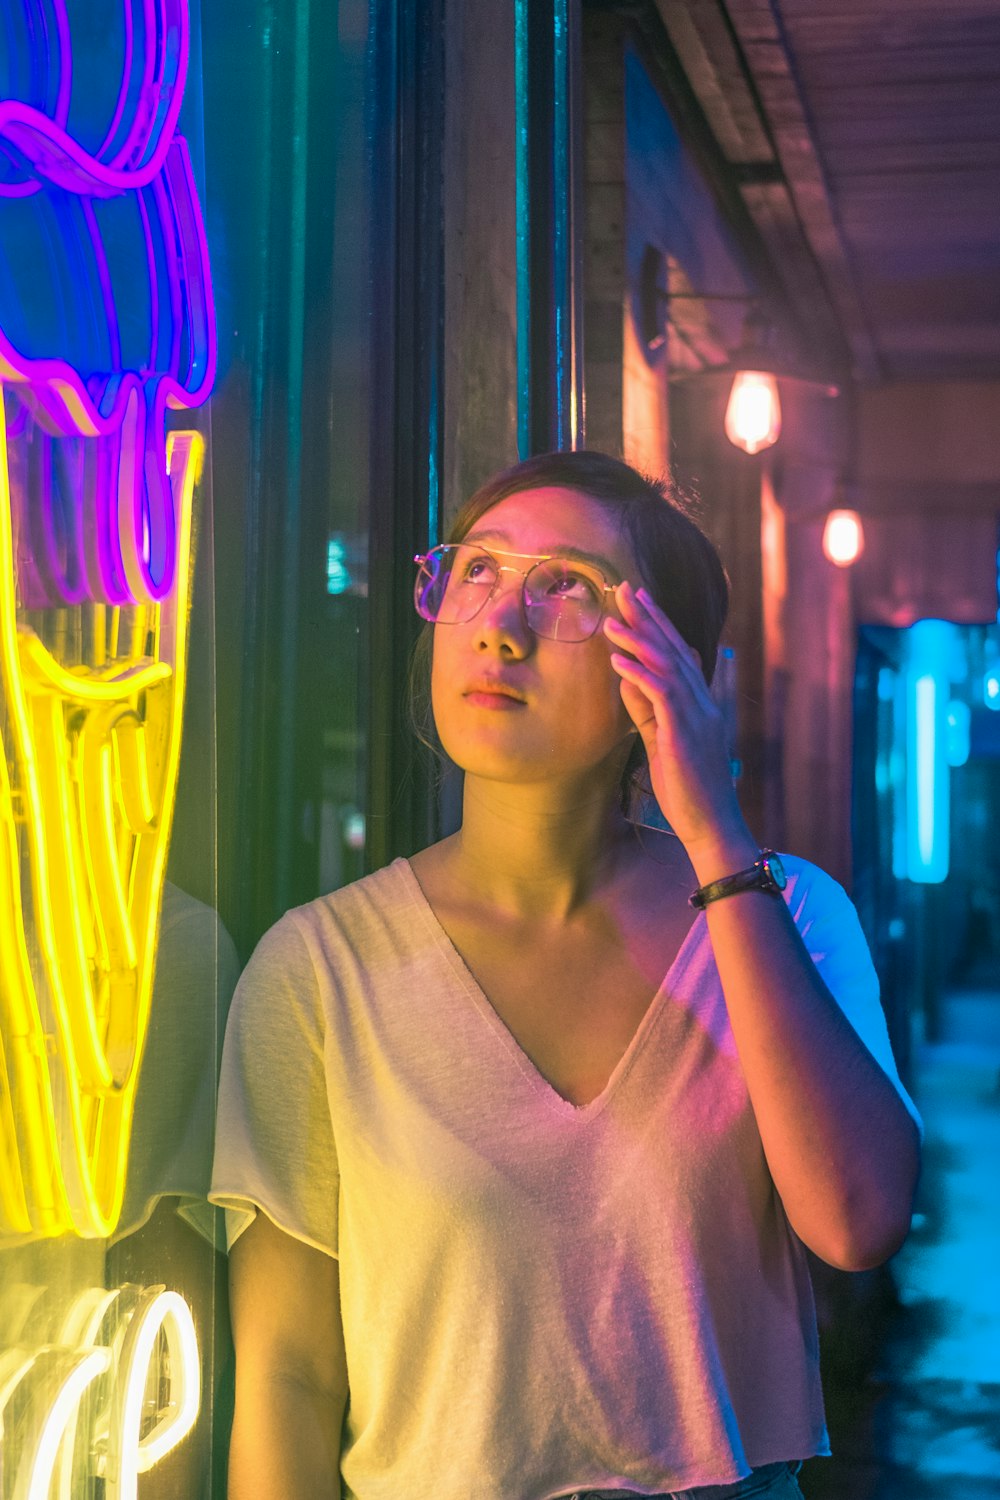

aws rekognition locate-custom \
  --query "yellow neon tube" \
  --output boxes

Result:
[110,713,157,833]
[17,634,171,701]
[0,423,70,1239]
[78,717,138,981]
[0,1020,30,1231]
[0,400,203,1237]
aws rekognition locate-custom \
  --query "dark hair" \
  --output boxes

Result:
[406,449,729,819]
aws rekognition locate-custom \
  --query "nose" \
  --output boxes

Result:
[471,566,533,644]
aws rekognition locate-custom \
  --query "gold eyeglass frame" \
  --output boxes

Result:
[413,543,621,642]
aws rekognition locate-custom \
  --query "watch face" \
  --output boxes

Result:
[763,851,787,891]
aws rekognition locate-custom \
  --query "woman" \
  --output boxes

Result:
[211,451,922,1500]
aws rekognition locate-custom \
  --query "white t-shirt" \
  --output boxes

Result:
[210,853,921,1500]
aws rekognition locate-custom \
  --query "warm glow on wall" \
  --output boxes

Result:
[822,508,865,567]
[724,370,781,455]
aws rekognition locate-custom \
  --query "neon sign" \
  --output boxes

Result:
[0,1283,199,1497]
[0,0,216,1237]
[0,0,215,604]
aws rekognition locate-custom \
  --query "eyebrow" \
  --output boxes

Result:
[461,527,623,583]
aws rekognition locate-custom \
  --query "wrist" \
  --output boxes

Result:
[685,827,763,888]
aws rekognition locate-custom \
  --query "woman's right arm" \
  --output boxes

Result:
[228,1209,348,1499]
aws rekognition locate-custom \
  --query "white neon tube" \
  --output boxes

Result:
[21,1347,112,1500]
[0,1348,37,1443]
[54,1288,123,1500]
[105,1288,200,1499]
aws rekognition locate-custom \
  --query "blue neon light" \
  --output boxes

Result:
[326,536,351,595]
[905,620,953,884]
[945,700,971,767]
[914,675,936,867]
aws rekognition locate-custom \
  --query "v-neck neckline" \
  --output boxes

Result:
[395,855,704,1121]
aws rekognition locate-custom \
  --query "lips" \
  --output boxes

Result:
[463,681,527,701]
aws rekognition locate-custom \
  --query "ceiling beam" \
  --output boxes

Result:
[719,0,882,379]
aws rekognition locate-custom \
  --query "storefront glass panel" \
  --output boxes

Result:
[1,0,380,1492]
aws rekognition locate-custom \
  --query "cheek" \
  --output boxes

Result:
[429,634,450,720]
[560,645,628,728]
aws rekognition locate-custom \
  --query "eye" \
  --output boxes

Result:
[548,572,588,596]
[461,554,495,583]
[537,565,601,603]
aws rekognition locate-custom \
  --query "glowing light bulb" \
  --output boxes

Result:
[724,370,781,455]
[985,671,1000,711]
[823,509,864,567]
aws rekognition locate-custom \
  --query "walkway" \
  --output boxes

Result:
[800,974,1000,1499]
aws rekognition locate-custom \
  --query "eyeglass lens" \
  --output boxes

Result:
[414,544,606,642]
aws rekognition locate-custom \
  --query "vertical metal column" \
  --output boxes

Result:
[365,0,446,874]
[516,0,585,456]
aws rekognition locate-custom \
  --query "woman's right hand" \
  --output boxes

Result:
[228,1210,348,1499]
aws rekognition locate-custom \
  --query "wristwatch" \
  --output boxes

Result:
[688,849,787,910]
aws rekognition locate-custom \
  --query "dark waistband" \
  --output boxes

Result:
[561,1458,799,1500]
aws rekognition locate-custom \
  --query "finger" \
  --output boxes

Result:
[615,578,645,624]
[605,601,704,698]
[604,617,691,689]
[630,585,713,699]
[630,585,704,671]
[609,652,683,734]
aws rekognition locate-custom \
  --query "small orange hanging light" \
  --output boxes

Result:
[822,508,865,566]
[723,307,782,455]
[724,370,782,455]
[636,252,839,454]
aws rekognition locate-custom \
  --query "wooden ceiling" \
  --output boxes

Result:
[653,0,1000,383]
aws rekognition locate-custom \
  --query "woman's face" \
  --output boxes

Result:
[430,487,643,794]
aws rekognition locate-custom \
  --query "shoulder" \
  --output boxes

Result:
[257,858,412,954]
[779,853,857,923]
[781,852,874,947]
[777,852,876,981]
[237,857,422,1012]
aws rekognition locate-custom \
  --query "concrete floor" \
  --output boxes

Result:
[799,974,1000,1500]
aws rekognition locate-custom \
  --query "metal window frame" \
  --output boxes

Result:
[516,0,586,456]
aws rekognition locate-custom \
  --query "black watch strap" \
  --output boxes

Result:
[689,849,786,910]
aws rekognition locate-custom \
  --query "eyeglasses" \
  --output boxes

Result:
[412,543,619,643]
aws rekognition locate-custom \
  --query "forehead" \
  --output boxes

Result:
[464,486,634,577]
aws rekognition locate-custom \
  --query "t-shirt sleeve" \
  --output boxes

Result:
[783,857,923,1137]
[209,912,340,1257]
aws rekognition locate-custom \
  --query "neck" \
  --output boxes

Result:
[445,771,641,925]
